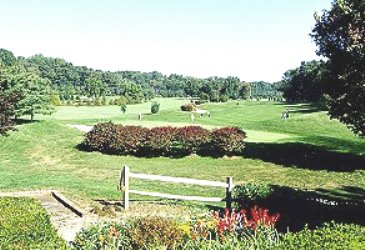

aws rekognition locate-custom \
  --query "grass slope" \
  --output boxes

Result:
[0,99,364,205]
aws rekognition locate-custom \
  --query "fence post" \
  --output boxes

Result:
[121,165,130,210]
[225,177,233,210]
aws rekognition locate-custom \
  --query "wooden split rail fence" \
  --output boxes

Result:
[118,165,234,210]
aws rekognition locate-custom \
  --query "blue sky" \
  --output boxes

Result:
[0,0,332,82]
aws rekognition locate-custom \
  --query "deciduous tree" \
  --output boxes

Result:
[311,0,365,135]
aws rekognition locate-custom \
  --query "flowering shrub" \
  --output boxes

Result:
[191,207,280,241]
[180,102,196,111]
[82,122,247,157]
[211,127,247,156]
[176,126,211,154]
[74,207,280,249]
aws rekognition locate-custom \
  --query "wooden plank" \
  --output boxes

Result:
[122,166,130,210]
[225,177,233,210]
[51,191,84,217]
[129,172,229,188]
[129,189,223,202]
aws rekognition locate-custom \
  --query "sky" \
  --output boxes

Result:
[0,0,332,82]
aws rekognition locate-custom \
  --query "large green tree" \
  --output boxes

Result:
[4,66,54,121]
[311,0,365,136]
[0,64,21,135]
[281,60,327,103]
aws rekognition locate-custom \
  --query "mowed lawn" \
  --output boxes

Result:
[0,98,364,206]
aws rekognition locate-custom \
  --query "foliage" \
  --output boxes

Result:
[50,95,61,106]
[279,222,365,249]
[281,60,328,103]
[0,197,66,249]
[82,121,118,153]
[82,122,247,157]
[311,0,365,136]
[128,217,185,249]
[233,183,274,207]
[143,126,179,155]
[0,89,20,135]
[74,208,280,249]
[219,95,229,102]
[0,65,21,135]
[180,102,197,111]
[150,101,160,114]
[1,65,55,121]
[112,125,149,155]
[74,223,130,249]
[120,103,127,113]
[211,127,247,156]
[176,126,211,154]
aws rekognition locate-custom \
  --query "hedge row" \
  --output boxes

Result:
[0,197,66,249]
[82,122,246,156]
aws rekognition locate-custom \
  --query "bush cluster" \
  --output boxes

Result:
[233,183,274,208]
[82,122,246,157]
[0,197,66,249]
[74,207,280,249]
[180,102,196,111]
[74,212,365,249]
[150,101,160,114]
[279,222,365,249]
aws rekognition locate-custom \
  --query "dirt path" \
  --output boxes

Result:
[0,190,94,242]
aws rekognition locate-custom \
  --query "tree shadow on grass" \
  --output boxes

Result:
[14,118,40,125]
[242,142,365,172]
[208,185,365,232]
[255,185,365,232]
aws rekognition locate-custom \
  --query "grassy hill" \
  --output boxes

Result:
[0,98,364,205]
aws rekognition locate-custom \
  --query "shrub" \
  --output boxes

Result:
[211,127,246,155]
[0,197,66,249]
[101,96,107,105]
[83,122,119,153]
[75,208,280,249]
[151,101,160,114]
[219,95,229,102]
[112,125,149,155]
[120,103,127,114]
[176,126,211,154]
[180,102,197,111]
[95,97,101,106]
[233,183,274,208]
[129,217,185,249]
[74,222,130,249]
[50,95,61,106]
[82,122,247,157]
[200,93,210,102]
[83,122,148,155]
[279,222,365,249]
[143,126,179,155]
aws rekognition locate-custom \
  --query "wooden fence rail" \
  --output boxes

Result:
[118,165,234,210]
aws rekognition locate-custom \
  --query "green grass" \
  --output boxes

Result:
[0,197,66,249]
[1,99,364,206]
